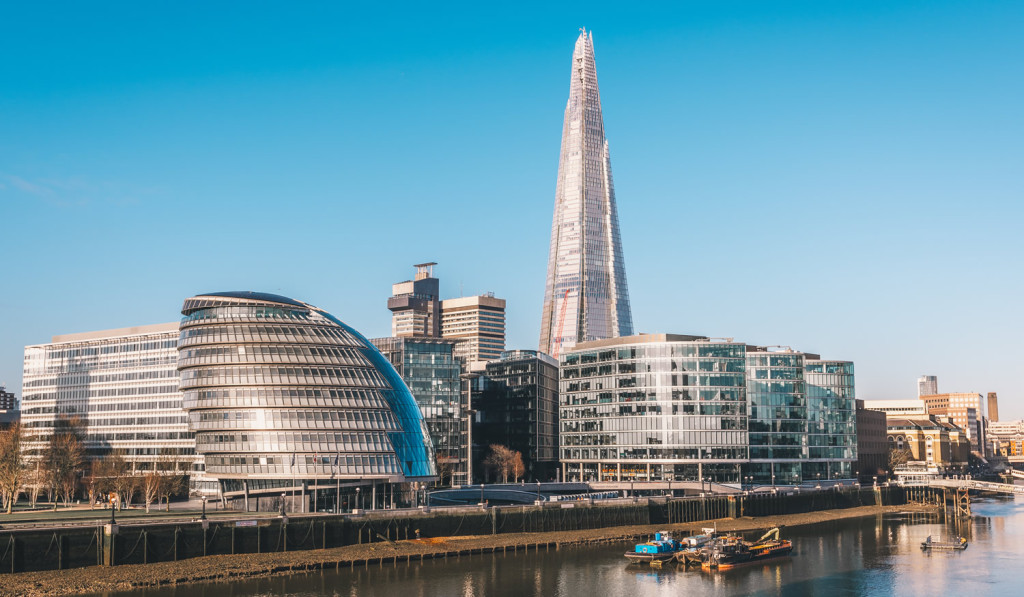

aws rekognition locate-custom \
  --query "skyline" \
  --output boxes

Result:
[1,3,1022,416]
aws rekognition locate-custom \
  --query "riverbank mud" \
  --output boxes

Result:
[0,503,939,596]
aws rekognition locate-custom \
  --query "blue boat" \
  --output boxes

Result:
[625,530,715,565]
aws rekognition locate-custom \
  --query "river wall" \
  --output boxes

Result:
[0,485,918,574]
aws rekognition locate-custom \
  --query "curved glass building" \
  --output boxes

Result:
[178,292,435,510]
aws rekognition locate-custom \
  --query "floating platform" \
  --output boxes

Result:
[921,536,968,550]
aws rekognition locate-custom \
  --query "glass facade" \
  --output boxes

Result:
[473,350,559,481]
[539,30,632,357]
[744,349,806,485]
[559,335,748,484]
[21,323,202,480]
[179,292,435,492]
[370,337,467,486]
[805,360,856,480]
[560,336,859,486]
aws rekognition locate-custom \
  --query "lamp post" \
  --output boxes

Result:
[536,481,541,504]
[356,487,361,511]
[109,496,116,525]
[461,372,482,487]
[280,493,287,518]
[201,496,207,521]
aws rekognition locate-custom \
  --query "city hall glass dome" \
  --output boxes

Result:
[178,292,435,492]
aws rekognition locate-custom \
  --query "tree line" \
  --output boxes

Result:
[0,421,190,514]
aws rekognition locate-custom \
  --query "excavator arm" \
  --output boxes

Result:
[757,527,780,543]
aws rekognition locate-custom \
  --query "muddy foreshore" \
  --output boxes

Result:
[0,504,939,596]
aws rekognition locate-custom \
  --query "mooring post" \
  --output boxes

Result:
[102,523,118,566]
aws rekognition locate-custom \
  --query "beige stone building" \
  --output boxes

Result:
[440,294,506,367]
[887,416,969,470]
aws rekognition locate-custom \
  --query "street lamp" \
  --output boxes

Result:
[280,493,287,517]
[201,496,207,521]
[461,372,482,486]
[109,495,116,525]
[536,481,541,503]
[356,487,361,511]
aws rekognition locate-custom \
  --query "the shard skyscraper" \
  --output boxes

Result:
[540,30,633,358]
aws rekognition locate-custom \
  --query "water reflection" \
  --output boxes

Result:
[94,497,1022,597]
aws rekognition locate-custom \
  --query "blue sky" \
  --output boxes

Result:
[1,2,1022,415]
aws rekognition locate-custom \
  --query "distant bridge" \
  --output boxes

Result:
[899,477,1024,496]
[898,477,1023,517]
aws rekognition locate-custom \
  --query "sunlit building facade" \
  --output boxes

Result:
[745,348,806,485]
[179,292,435,511]
[21,323,197,474]
[440,294,506,366]
[539,29,632,358]
[804,360,857,480]
[559,335,748,484]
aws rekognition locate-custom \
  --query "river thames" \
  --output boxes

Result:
[96,496,1023,597]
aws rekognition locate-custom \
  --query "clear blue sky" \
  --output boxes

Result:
[2,2,1022,415]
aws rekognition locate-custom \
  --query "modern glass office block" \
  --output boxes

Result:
[539,30,633,357]
[559,335,748,484]
[805,360,857,480]
[370,337,467,486]
[745,348,806,485]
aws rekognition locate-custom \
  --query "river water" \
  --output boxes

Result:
[97,496,1023,597]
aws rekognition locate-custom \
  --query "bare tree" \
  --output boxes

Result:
[157,450,188,512]
[888,447,912,472]
[510,450,525,482]
[434,453,455,487]
[42,425,85,509]
[484,445,515,483]
[104,451,137,510]
[0,423,26,513]
[141,468,162,513]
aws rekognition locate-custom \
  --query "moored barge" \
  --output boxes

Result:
[700,527,794,571]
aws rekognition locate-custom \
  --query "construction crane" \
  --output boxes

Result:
[552,288,571,359]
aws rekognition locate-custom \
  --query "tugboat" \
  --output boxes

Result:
[921,535,968,550]
[700,527,794,571]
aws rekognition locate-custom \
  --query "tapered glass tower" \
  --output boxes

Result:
[540,29,633,357]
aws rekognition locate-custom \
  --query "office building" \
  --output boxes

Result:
[917,375,938,396]
[560,334,749,484]
[920,392,986,453]
[539,29,633,358]
[179,292,436,511]
[988,392,999,422]
[886,416,969,469]
[559,334,857,485]
[855,400,888,478]
[0,385,18,429]
[0,385,15,410]
[745,347,806,485]
[388,263,441,338]
[371,336,467,486]
[21,323,197,474]
[804,359,857,480]
[471,350,559,482]
[862,400,929,416]
[440,294,506,366]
